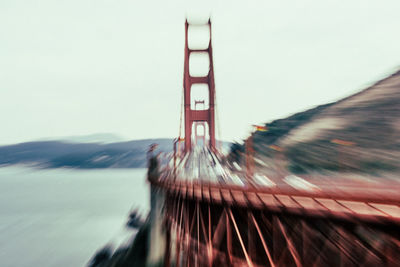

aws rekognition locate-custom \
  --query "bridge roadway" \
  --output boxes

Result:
[149,149,400,266]
[156,171,400,225]
[157,149,400,225]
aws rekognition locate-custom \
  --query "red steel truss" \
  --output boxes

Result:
[152,177,400,267]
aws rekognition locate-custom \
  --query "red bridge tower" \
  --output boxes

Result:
[183,19,216,152]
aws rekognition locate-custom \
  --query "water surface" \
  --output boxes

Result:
[0,167,148,267]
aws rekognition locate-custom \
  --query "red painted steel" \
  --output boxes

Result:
[194,101,206,146]
[183,19,216,152]
[155,177,400,224]
[155,175,400,266]
[153,158,400,266]
[154,19,400,267]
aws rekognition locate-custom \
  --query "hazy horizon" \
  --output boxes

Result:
[2,0,400,145]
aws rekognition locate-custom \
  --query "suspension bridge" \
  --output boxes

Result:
[145,19,400,267]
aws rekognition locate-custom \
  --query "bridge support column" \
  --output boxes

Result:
[183,19,216,153]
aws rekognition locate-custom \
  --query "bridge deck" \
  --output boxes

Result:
[156,148,400,224]
[152,149,400,266]
[154,179,400,225]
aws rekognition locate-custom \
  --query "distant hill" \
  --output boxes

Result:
[0,138,174,169]
[235,70,400,175]
[0,138,232,169]
[36,133,127,144]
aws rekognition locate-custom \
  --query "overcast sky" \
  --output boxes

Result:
[1,0,399,145]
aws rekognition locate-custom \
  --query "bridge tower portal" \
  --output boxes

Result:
[183,19,216,152]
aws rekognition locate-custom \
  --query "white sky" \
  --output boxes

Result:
[1,0,399,144]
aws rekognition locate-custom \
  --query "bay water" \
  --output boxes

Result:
[0,167,149,267]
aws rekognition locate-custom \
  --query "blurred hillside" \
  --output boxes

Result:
[0,138,231,169]
[0,139,173,169]
[235,70,400,175]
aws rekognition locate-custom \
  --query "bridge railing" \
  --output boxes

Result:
[150,146,400,266]
[154,146,400,223]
